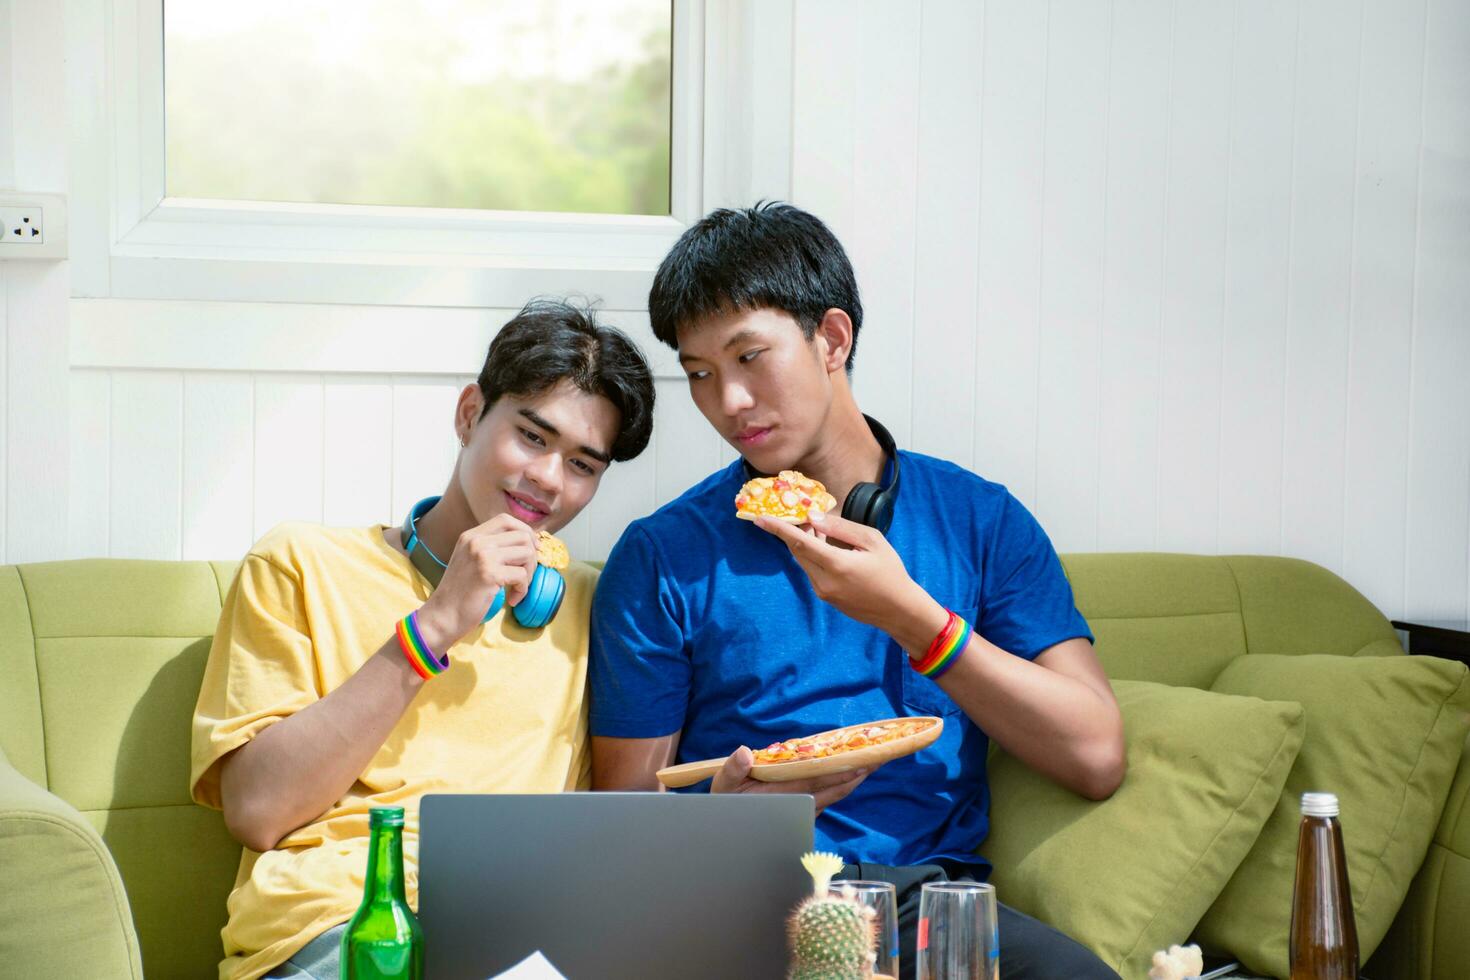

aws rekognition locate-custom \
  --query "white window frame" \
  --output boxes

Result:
[67,0,794,314]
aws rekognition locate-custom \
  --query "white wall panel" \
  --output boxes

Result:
[973,0,1048,509]
[253,378,325,539]
[1217,0,1296,557]
[389,380,462,525]
[182,374,254,561]
[846,0,920,443]
[1096,0,1170,552]
[6,263,68,564]
[1280,0,1365,572]
[109,371,181,559]
[653,376,724,508]
[1034,0,1109,553]
[324,376,393,529]
[1342,0,1428,615]
[1156,0,1232,554]
[67,369,109,558]
[910,0,984,470]
[791,0,859,248]
[1405,0,1470,621]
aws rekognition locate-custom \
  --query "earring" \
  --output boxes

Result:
[459,434,468,448]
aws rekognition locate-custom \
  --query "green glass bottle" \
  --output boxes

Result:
[341,806,424,979]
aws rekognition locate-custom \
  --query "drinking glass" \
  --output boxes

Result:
[916,881,999,980]
[829,880,900,980]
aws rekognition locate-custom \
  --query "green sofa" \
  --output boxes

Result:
[1,555,1466,978]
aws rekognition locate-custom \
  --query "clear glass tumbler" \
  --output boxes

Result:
[829,880,900,980]
[916,881,999,980]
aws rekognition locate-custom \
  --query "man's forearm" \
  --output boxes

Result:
[219,636,425,850]
[590,734,678,791]
[932,636,1124,799]
[880,590,1123,800]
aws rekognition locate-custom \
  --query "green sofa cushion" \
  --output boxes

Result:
[0,744,142,979]
[83,805,242,980]
[1221,556,1402,658]
[1197,654,1470,978]
[0,567,44,787]
[1062,554,1248,688]
[984,679,1305,978]
[7,559,240,979]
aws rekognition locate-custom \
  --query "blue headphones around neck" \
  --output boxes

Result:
[401,496,565,629]
[741,414,902,535]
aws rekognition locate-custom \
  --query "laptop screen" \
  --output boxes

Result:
[420,792,814,979]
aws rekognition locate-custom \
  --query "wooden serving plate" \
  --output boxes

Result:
[655,716,944,789]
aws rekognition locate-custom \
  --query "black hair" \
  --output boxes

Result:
[477,298,655,462]
[648,201,863,371]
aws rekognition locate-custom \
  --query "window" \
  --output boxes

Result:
[163,1,673,217]
[70,0,792,321]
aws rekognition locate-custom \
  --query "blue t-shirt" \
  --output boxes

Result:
[588,451,1092,868]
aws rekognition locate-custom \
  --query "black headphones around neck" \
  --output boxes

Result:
[741,414,902,536]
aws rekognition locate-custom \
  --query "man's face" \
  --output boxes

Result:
[676,306,834,473]
[458,379,619,534]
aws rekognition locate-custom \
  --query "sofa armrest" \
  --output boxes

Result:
[1370,733,1470,980]
[0,745,143,979]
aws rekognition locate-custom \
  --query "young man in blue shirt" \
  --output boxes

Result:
[590,203,1125,979]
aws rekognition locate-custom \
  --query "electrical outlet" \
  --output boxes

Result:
[1,207,44,244]
[0,193,66,261]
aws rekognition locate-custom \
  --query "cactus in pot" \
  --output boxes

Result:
[787,851,876,980]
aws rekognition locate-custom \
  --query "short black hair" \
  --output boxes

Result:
[478,299,655,462]
[648,201,863,371]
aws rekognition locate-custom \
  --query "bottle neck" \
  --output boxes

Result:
[364,821,409,905]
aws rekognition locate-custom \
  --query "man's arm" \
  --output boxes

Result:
[218,516,539,851]
[756,512,1126,801]
[591,733,679,791]
[219,639,430,851]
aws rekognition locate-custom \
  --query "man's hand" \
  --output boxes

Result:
[754,512,945,651]
[710,745,874,815]
[416,514,538,650]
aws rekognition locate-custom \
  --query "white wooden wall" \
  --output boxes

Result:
[2,0,1468,624]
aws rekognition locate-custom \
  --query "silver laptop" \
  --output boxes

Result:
[420,792,814,980]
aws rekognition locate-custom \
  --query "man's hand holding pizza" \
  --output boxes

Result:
[710,745,871,815]
[753,510,950,658]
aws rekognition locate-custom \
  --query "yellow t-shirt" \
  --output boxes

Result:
[190,522,596,980]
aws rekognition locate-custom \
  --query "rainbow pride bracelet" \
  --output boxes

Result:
[395,611,448,680]
[910,611,972,679]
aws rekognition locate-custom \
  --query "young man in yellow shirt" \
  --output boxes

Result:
[189,299,655,980]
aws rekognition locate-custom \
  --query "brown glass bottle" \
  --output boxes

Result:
[1289,792,1359,980]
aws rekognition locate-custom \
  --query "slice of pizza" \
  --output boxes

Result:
[752,718,934,764]
[734,470,839,524]
[535,530,570,570]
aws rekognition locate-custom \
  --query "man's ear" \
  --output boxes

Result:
[455,383,485,443]
[815,308,853,374]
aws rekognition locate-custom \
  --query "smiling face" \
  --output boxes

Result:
[676,306,845,474]
[455,379,620,534]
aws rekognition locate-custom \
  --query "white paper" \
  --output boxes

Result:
[486,950,569,980]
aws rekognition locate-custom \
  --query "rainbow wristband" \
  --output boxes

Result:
[920,610,960,664]
[395,611,448,680]
[911,612,971,679]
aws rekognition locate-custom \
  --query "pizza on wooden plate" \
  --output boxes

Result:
[655,716,944,788]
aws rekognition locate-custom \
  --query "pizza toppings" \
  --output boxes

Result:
[752,719,933,764]
[535,530,570,570]
[735,470,838,524]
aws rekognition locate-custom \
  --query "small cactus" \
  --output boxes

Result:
[787,852,875,980]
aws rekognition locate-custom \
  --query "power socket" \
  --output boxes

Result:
[1,207,44,244]
[0,193,67,261]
